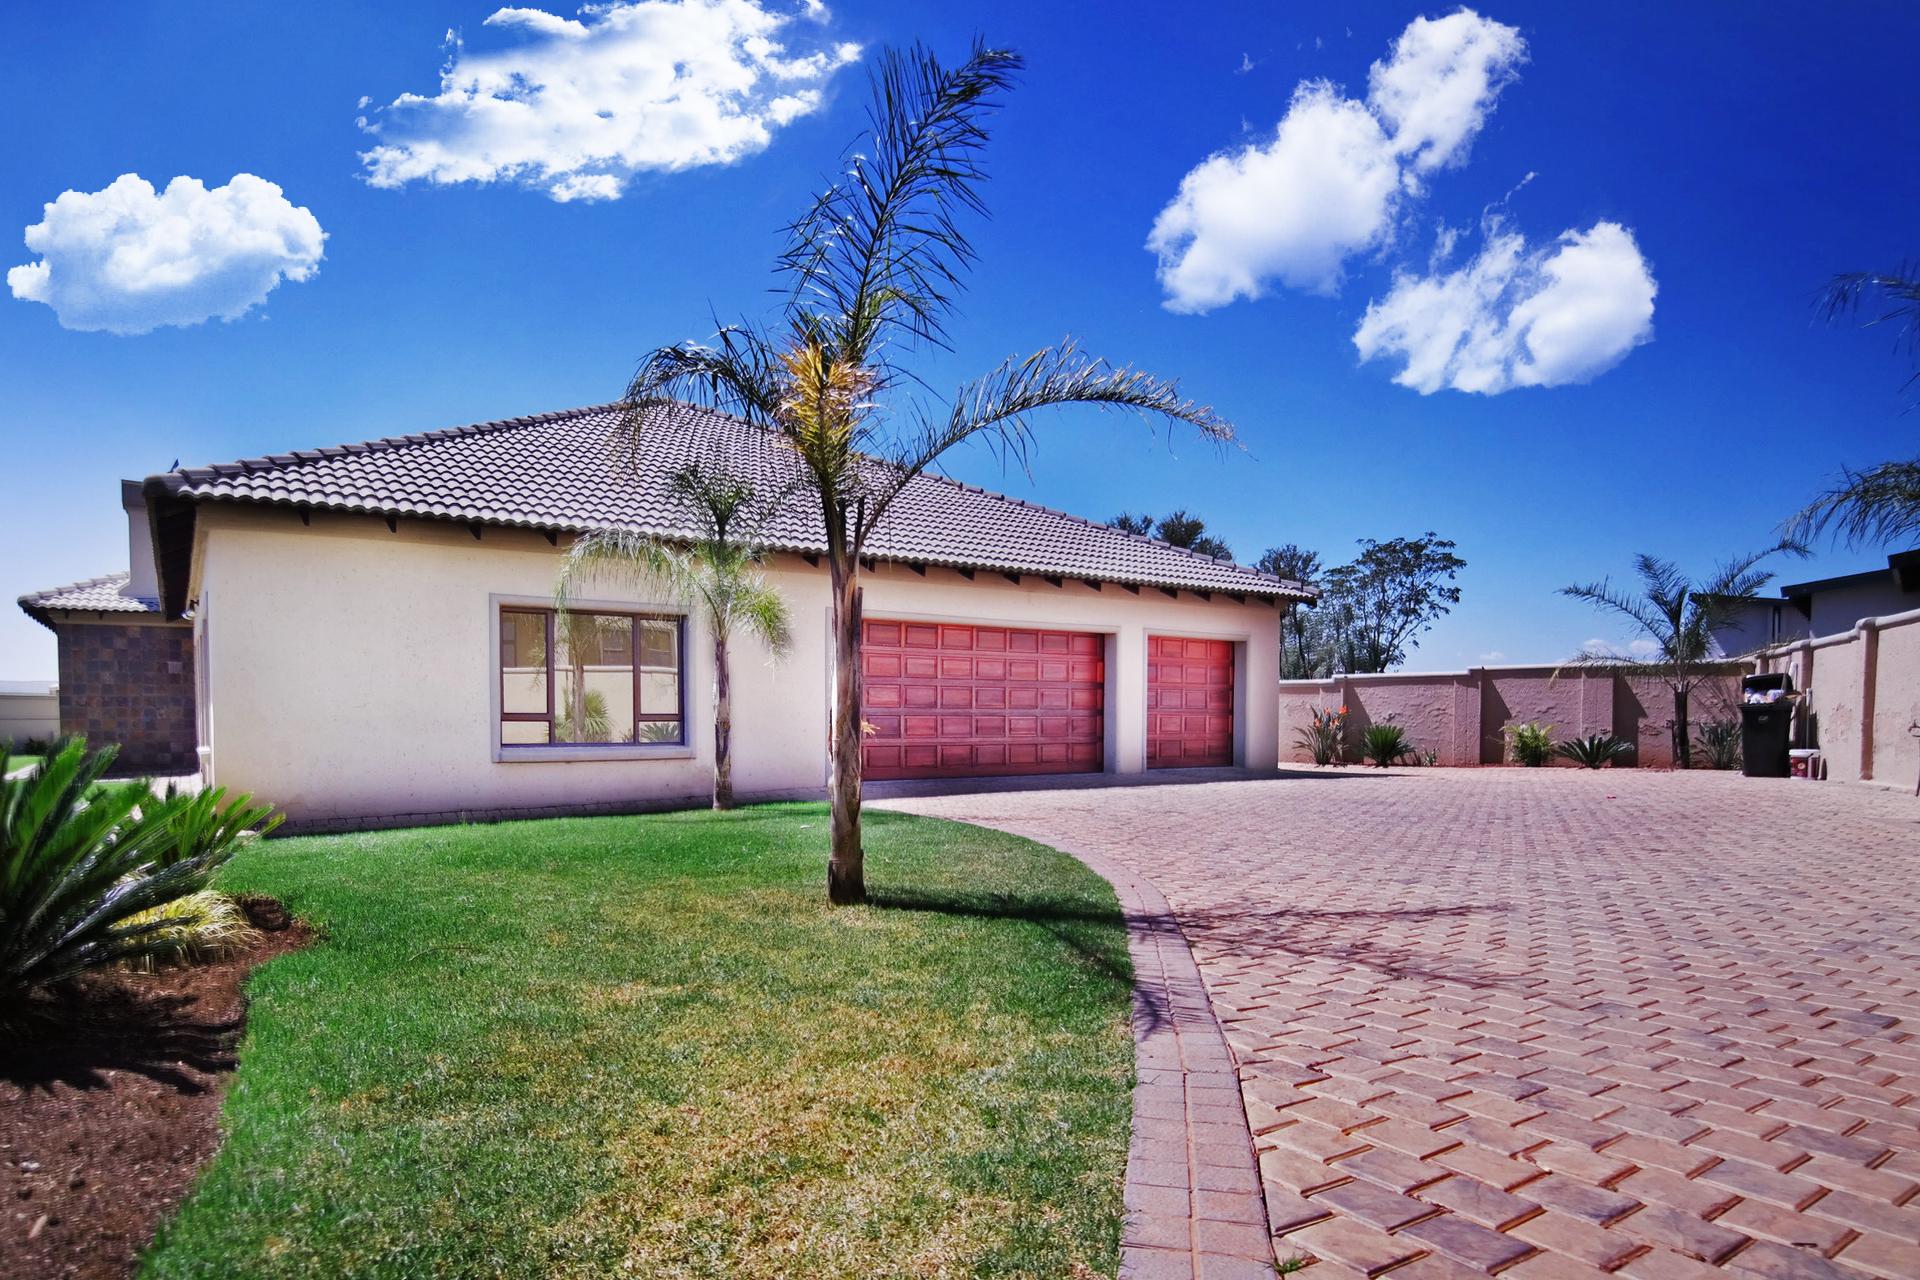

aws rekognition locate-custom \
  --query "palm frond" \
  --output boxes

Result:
[1559,578,1669,641]
[1819,267,1920,345]
[1786,457,1920,549]
[621,325,785,455]
[731,578,795,659]
[866,341,1232,531]
[778,41,1023,365]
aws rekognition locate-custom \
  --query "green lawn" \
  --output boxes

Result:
[2,754,43,776]
[143,805,1135,1279]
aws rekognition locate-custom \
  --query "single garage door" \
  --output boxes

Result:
[1148,636,1235,768]
[861,620,1105,780]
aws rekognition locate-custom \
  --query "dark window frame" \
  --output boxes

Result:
[499,605,686,749]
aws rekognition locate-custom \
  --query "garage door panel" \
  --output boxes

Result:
[863,620,1106,780]
[1148,635,1234,768]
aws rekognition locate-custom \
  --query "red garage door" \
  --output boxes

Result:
[861,621,1105,780]
[1148,636,1235,768]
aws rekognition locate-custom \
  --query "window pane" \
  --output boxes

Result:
[555,612,634,744]
[639,619,680,717]
[501,719,550,745]
[501,612,547,716]
[636,720,682,744]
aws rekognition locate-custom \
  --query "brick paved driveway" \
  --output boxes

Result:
[877,768,1920,1280]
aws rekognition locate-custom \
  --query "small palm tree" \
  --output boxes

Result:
[1560,546,1800,768]
[557,462,793,810]
[1789,267,1920,547]
[616,43,1231,902]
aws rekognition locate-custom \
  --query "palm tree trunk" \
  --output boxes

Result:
[826,552,866,905]
[712,626,734,810]
[1673,684,1692,770]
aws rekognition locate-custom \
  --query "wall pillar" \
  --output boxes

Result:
[1112,625,1147,773]
[1858,619,1879,781]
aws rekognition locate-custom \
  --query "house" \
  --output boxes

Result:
[20,403,1311,829]
[1709,550,1920,655]
[0,679,60,749]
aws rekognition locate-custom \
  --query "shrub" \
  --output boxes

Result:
[152,785,282,868]
[1361,722,1411,767]
[1694,720,1741,770]
[1504,721,1556,767]
[1554,733,1634,769]
[1294,705,1349,765]
[119,890,264,971]
[0,739,279,999]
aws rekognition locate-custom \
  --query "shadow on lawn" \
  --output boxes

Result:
[870,886,1179,1033]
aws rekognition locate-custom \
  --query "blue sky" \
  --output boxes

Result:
[3,1,1914,680]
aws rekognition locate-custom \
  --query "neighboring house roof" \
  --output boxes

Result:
[0,679,56,697]
[138,402,1313,615]
[18,572,162,629]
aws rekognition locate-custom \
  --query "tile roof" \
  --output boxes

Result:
[145,403,1313,600]
[19,572,161,627]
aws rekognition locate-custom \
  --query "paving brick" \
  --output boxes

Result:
[1613,1203,1747,1264]
[1519,1174,1641,1226]
[1417,1173,1541,1230]
[1286,1215,1424,1274]
[881,770,1920,1280]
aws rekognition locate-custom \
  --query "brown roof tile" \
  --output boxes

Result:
[144,403,1312,600]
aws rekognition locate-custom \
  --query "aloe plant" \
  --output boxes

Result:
[0,739,278,998]
[1554,733,1634,769]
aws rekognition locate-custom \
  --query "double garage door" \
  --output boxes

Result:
[861,620,1235,780]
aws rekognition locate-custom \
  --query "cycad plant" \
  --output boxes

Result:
[1554,733,1633,769]
[1561,546,1800,768]
[0,740,278,999]
[1361,723,1411,768]
[617,44,1231,901]
[558,462,794,810]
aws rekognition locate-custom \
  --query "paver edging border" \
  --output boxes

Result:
[1048,841,1279,1280]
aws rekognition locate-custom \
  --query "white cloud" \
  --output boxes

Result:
[1353,219,1656,394]
[1148,84,1399,309]
[1582,636,1661,660]
[358,0,861,202]
[1368,9,1526,179]
[1149,8,1522,312]
[7,174,325,335]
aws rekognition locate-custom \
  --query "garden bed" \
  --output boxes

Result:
[1,903,307,1279]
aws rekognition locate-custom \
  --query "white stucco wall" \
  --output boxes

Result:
[191,506,1280,825]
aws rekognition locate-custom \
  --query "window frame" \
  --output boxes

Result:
[490,594,693,763]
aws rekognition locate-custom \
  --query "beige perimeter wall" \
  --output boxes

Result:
[1753,605,1920,785]
[1279,664,1742,767]
[192,506,1280,826]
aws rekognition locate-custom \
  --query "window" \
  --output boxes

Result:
[499,607,684,748]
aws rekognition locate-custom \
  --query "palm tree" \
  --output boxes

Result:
[557,462,793,810]
[1789,268,1920,547]
[1560,546,1800,768]
[613,44,1232,903]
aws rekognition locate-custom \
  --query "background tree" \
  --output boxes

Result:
[1788,266,1920,548]
[1560,546,1800,768]
[1318,534,1465,673]
[619,44,1231,902]
[1108,509,1233,559]
[1257,544,1324,678]
[557,462,794,810]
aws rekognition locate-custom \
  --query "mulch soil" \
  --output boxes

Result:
[1,897,307,1279]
